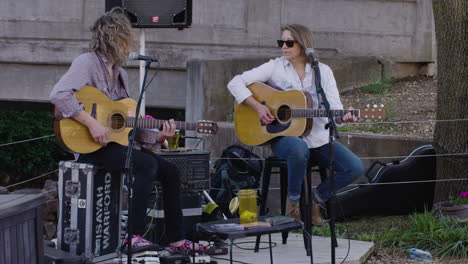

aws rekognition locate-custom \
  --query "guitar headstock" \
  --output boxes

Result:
[196,120,218,135]
[360,104,387,121]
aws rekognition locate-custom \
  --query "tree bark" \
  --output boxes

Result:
[432,0,468,202]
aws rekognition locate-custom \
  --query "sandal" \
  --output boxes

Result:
[122,235,160,253]
[169,240,209,253]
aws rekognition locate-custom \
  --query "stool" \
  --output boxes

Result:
[254,156,337,255]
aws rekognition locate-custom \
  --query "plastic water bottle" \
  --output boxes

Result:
[406,248,433,261]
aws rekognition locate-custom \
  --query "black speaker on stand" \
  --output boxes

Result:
[122,0,192,29]
[105,0,123,12]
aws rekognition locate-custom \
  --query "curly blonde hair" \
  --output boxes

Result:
[90,7,135,66]
[280,24,315,62]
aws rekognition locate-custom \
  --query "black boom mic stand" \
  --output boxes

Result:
[306,48,339,264]
[124,59,153,264]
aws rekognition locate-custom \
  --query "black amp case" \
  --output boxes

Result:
[331,145,436,218]
[57,161,122,262]
[156,151,210,192]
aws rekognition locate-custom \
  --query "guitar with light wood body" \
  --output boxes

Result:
[54,85,217,154]
[234,82,386,146]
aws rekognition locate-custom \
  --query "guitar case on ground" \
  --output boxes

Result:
[330,144,436,218]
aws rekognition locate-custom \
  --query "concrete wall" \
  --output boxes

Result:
[0,0,435,108]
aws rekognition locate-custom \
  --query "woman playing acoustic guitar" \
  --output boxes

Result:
[227,24,364,225]
[50,8,208,253]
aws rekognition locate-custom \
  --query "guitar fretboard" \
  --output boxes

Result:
[126,118,197,131]
[291,109,360,118]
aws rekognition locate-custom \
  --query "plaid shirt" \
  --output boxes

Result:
[50,51,160,150]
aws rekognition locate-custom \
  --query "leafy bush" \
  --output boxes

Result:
[0,110,72,187]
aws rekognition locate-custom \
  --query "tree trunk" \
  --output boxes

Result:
[432,0,468,202]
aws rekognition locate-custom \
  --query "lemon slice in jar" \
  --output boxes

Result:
[229,196,239,214]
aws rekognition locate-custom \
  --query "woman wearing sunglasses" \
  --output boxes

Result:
[227,24,364,225]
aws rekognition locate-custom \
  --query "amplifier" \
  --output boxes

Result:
[57,161,122,262]
[156,151,210,191]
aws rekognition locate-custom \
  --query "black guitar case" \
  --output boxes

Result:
[330,144,436,218]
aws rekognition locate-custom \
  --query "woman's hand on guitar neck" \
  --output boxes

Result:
[339,107,358,123]
[155,119,176,143]
[244,96,275,124]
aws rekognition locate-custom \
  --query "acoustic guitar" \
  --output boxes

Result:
[54,85,218,154]
[234,82,386,146]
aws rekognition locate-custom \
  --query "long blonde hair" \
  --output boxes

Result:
[89,7,135,66]
[280,24,315,62]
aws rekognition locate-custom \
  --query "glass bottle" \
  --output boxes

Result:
[238,189,258,224]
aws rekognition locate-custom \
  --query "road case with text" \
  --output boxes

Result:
[57,161,122,262]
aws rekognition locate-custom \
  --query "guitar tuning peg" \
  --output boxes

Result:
[373,104,378,108]
[380,104,384,108]
[366,104,370,108]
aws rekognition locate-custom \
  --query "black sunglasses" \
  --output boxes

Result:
[277,40,296,48]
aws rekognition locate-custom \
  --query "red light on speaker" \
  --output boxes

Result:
[151,16,159,23]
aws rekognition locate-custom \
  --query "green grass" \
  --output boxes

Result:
[309,211,467,259]
[360,79,393,94]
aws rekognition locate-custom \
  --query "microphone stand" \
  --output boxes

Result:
[124,59,153,264]
[309,52,339,264]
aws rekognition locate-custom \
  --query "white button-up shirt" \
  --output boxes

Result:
[227,56,344,148]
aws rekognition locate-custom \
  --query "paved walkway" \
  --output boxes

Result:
[211,233,374,264]
[99,233,374,264]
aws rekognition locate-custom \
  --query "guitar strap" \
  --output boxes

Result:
[312,62,325,109]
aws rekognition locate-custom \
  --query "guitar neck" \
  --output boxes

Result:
[292,109,360,118]
[126,118,198,131]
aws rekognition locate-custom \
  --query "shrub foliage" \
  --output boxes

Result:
[0,110,72,186]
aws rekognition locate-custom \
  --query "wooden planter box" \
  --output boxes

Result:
[0,194,46,264]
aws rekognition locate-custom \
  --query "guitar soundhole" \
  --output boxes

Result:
[277,105,291,122]
[110,113,125,129]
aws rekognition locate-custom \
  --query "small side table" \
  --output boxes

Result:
[196,217,304,264]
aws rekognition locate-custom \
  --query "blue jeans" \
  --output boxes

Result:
[271,137,364,202]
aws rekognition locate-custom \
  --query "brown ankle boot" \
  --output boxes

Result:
[312,201,324,226]
[286,200,301,221]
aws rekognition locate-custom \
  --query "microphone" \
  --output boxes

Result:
[305,48,318,66]
[128,52,158,62]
